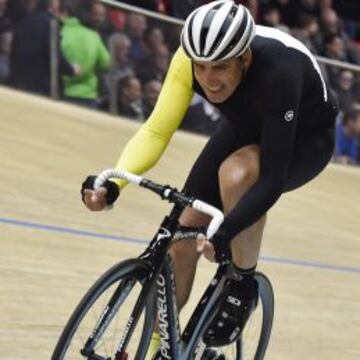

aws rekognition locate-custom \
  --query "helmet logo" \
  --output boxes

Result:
[284,110,294,122]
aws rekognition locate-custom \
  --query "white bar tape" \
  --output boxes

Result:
[192,200,224,239]
[94,168,143,189]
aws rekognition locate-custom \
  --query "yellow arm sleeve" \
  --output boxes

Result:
[114,48,194,188]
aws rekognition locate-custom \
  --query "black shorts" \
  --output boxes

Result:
[183,108,336,211]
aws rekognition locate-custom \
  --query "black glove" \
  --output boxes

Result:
[81,175,120,206]
[209,229,232,263]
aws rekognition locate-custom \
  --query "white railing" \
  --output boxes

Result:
[49,0,360,106]
[101,0,184,25]
[100,0,360,73]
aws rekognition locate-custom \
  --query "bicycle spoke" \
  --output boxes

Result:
[55,276,150,360]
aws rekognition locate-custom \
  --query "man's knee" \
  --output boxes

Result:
[218,145,261,193]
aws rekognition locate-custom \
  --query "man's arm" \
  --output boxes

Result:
[213,65,303,244]
[113,47,194,188]
[96,33,111,71]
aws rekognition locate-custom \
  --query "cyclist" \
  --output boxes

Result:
[82,0,338,355]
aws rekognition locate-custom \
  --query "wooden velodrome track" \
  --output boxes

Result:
[0,86,359,360]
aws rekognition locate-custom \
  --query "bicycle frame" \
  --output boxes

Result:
[79,170,229,359]
[146,215,231,360]
[127,206,231,360]
[79,202,230,360]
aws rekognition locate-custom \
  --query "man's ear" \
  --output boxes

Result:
[241,48,253,69]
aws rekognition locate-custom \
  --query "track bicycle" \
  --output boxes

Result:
[52,169,274,360]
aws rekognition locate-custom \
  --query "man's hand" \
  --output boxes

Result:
[81,175,120,211]
[196,233,216,262]
[83,188,108,211]
[72,63,82,76]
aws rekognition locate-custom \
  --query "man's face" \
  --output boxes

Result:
[193,57,244,104]
[154,46,169,72]
[127,14,147,39]
[338,71,354,91]
[124,78,142,102]
[91,3,106,27]
[264,9,280,26]
[144,80,162,106]
[48,0,60,17]
[327,36,344,58]
[115,39,130,64]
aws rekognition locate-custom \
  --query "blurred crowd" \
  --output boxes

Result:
[0,0,359,164]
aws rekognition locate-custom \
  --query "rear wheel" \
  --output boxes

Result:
[52,259,156,360]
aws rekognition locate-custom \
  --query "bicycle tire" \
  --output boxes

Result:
[52,259,157,360]
[192,271,274,360]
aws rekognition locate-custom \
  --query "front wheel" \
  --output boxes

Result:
[201,272,275,360]
[52,259,157,360]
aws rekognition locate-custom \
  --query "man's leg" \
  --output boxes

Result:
[202,144,265,347]
[218,144,265,268]
[170,210,210,309]
[170,144,265,319]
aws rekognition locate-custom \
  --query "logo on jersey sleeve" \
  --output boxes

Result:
[284,110,295,122]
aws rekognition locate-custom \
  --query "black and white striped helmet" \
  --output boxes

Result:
[181,0,256,62]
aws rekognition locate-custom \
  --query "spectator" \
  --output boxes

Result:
[108,8,127,31]
[48,0,60,16]
[271,0,294,27]
[292,0,320,27]
[324,34,346,60]
[124,13,147,63]
[105,32,134,109]
[142,79,161,118]
[107,32,134,80]
[269,0,320,28]
[181,94,221,135]
[334,110,360,165]
[88,0,114,43]
[335,70,359,114]
[324,34,349,87]
[320,8,341,37]
[292,14,322,54]
[9,0,75,96]
[144,26,166,54]
[261,5,281,28]
[117,74,144,120]
[320,8,360,62]
[135,44,170,84]
[59,0,111,108]
[0,30,11,82]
